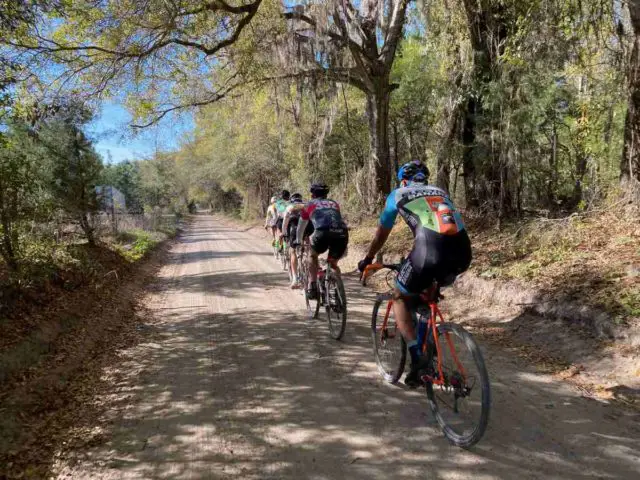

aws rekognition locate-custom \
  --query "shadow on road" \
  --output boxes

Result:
[53,217,640,480]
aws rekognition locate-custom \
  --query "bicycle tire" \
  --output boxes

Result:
[371,296,406,383]
[297,251,307,293]
[325,273,347,340]
[425,323,490,448]
[305,288,320,319]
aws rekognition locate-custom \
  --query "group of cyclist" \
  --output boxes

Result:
[264,160,471,388]
[265,182,348,300]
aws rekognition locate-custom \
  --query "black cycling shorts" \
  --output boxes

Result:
[288,218,313,241]
[396,228,471,294]
[276,218,284,232]
[310,228,348,260]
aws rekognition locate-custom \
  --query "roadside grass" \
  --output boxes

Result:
[114,229,167,262]
[348,206,640,319]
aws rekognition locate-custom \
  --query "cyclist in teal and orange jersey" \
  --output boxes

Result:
[264,195,278,247]
[274,190,291,253]
[358,160,471,388]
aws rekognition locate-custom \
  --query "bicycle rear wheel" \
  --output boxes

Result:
[325,273,347,340]
[425,323,490,448]
[371,296,406,383]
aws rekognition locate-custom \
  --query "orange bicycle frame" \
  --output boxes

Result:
[427,300,467,386]
[363,263,467,386]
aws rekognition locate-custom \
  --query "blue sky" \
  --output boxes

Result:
[89,102,193,164]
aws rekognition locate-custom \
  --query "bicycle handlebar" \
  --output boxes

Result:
[360,263,400,286]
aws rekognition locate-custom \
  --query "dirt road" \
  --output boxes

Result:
[55,215,639,479]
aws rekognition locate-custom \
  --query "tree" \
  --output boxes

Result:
[281,0,412,201]
[4,0,265,127]
[101,161,143,213]
[39,112,103,245]
[622,0,640,201]
[0,122,49,269]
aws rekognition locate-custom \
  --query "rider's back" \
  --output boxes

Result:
[303,198,346,231]
[382,183,465,237]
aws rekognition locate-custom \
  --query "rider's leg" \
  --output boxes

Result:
[393,292,418,361]
[326,230,348,276]
[395,257,429,388]
[308,250,319,287]
[290,249,299,287]
[306,231,327,299]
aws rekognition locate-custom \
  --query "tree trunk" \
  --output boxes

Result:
[366,87,393,202]
[622,0,640,201]
[80,212,95,246]
[461,97,479,207]
[436,107,458,193]
[392,118,400,179]
[0,185,18,270]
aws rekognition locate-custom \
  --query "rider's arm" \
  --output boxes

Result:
[364,192,398,260]
[296,205,311,245]
[282,209,291,234]
[365,225,393,259]
[296,218,309,245]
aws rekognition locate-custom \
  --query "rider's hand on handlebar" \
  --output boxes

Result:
[358,256,373,273]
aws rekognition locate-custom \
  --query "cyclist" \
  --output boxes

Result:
[297,182,348,300]
[282,193,309,289]
[274,190,291,253]
[357,160,471,388]
[264,195,278,247]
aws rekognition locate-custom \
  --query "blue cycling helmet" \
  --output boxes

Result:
[398,160,429,183]
[291,193,303,203]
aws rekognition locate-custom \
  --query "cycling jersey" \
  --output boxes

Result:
[265,203,278,227]
[379,183,470,293]
[300,198,347,231]
[380,184,465,235]
[298,198,348,259]
[275,199,289,219]
[282,202,305,234]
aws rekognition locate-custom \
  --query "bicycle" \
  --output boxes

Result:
[305,256,347,340]
[297,242,319,319]
[281,238,290,273]
[362,263,491,448]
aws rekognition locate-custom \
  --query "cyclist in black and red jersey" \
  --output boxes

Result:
[296,182,348,300]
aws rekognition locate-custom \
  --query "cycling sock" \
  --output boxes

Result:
[407,340,421,365]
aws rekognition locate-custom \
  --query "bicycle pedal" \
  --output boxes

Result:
[420,374,435,383]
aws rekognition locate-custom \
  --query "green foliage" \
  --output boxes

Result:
[0,121,53,268]
[37,109,103,244]
[114,229,161,262]
[101,161,143,212]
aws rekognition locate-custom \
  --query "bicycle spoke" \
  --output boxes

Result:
[426,323,490,447]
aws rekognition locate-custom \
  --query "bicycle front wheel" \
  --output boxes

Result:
[371,296,406,383]
[325,274,347,340]
[425,323,490,448]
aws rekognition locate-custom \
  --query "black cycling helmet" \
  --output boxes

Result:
[397,160,429,183]
[281,189,291,200]
[310,181,329,198]
[291,193,303,203]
